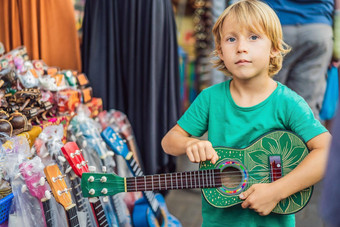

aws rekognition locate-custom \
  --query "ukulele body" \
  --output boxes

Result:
[200,130,313,214]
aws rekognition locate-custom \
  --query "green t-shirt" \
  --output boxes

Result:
[177,80,327,227]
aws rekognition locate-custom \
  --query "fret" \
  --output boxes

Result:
[210,169,213,187]
[135,168,142,176]
[152,175,154,191]
[144,176,147,191]
[194,171,197,188]
[66,205,80,227]
[179,172,182,189]
[135,177,137,191]
[190,172,192,188]
[42,200,53,227]
[185,172,188,188]
[171,173,173,189]
[158,174,161,190]
[176,173,178,189]
[132,163,138,172]
[198,171,201,188]
[164,174,168,190]
[92,200,109,227]
[212,169,215,187]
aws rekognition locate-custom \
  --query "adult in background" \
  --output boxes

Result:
[263,0,339,118]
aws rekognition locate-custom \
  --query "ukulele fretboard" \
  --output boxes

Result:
[125,169,222,191]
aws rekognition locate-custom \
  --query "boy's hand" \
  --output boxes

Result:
[239,183,282,216]
[185,140,219,164]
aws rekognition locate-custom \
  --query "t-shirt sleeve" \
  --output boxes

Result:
[177,89,209,137]
[288,99,327,142]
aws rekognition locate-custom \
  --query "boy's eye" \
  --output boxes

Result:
[250,35,259,40]
[227,37,236,42]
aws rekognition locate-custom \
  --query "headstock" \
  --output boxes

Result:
[68,117,112,159]
[61,142,88,177]
[44,164,73,209]
[112,111,133,140]
[81,172,125,198]
[19,157,50,201]
[101,126,129,159]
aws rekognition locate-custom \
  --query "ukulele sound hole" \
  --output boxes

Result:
[221,166,242,189]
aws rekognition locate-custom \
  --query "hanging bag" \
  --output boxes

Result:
[320,66,339,120]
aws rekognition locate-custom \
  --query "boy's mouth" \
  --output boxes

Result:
[235,59,251,64]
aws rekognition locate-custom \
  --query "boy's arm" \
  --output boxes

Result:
[161,124,219,164]
[240,131,331,216]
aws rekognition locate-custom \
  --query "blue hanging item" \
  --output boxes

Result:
[320,66,339,120]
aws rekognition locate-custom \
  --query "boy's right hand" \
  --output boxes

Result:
[185,140,219,164]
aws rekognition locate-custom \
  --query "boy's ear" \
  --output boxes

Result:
[270,48,280,58]
[217,49,223,59]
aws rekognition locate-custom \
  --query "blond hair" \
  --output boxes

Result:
[212,0,291,77]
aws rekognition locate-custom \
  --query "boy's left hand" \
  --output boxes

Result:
[239,183,282,216]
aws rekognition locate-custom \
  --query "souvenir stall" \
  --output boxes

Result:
[0,0,230,226]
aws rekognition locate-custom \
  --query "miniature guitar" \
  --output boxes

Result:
[61,142,110,227]
[84,130,313,215]
[36,125,94,227]
[101,126,182,227]
[20,157,52,227]
[68,116,131,226]
[44,164,80,227]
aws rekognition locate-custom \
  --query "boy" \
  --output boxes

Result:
[161,0,331,226]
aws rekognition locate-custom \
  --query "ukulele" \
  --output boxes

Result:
[20,157,52,227]
[36,125,94,227]
[44,164,80,227]
[61,142,110,227]
[68,115,131,226]
[101,126,182,227]
[84,130,313,215]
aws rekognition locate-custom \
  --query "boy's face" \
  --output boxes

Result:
[218,18,276,81]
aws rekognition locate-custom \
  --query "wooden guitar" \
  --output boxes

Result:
[61,142,110,227]
[100,126,182,227]
[83,130,313,215]
[20,157,52,227]
[44,164,80,227]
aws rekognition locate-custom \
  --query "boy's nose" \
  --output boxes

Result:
[237,40,248,53]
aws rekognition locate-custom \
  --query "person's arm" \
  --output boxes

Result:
[161,124,219,164]
[239,132,331,216]
[332,0,340,67]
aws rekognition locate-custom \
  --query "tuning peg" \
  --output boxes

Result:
[21,185,27,193]
[75,132,83,137]
[39,177,46,186]
[103,196,109,203]
[58,156,66,163]
[82,140,87,148]
[75,150,81,155]
[101,188,108,194]
[30,146,36,155]
[89,189,95,195]
[27,171,32,177]
[41,152,50,158]
[64,188,72,194]
[67,125,73,131]
[89,166,96,172]
[70,135,76,142]
[88,197,99,203]
[100,176,107,183]
[65,166,73,174]
[88,176,94,182]
[107,151,114,157]
[45,190,52,200]
[15,173,22,180]
[102,166,107,173]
